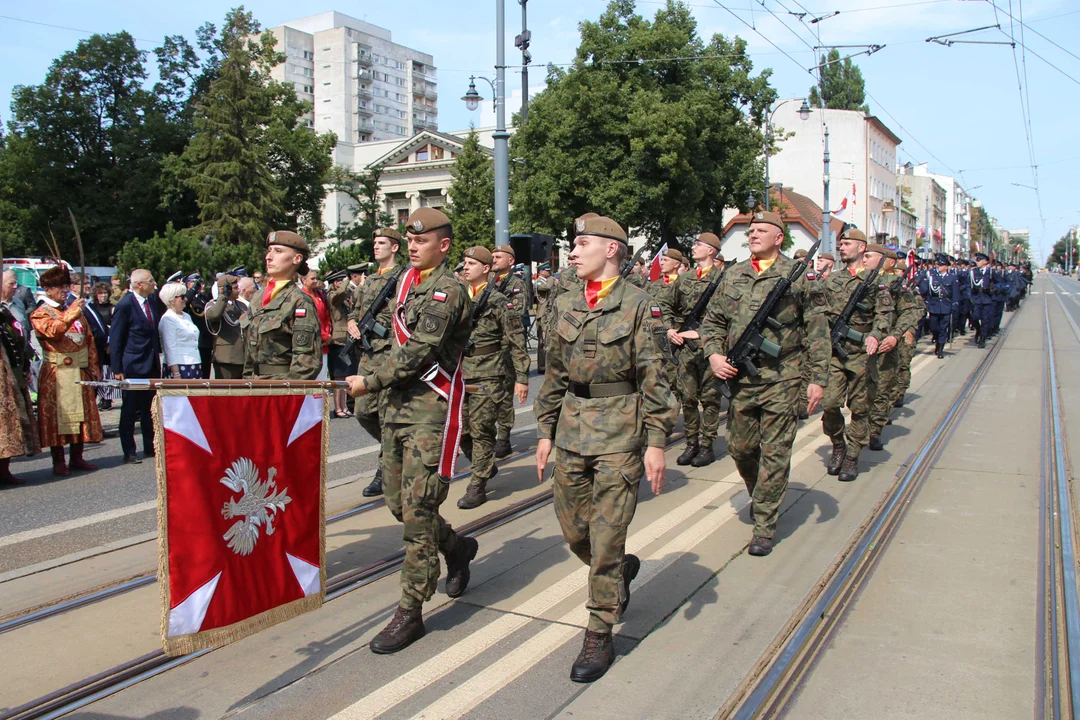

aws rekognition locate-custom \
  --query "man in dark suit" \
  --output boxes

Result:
[109,269,161,463]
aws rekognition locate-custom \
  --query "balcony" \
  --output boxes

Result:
[358,104,373,117]
[357,51,373,67]
[425,85,438,100]
[357,68,372,82]
[358,119,375,133]
[413,116,437,131]
[357,86,373,100]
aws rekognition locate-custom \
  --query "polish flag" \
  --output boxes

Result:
[907,250,918,282]
[649,243,669,282]
[833,183,857,222]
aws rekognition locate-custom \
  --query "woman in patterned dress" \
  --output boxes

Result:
[30,266,103,476]
[158,282,203,379]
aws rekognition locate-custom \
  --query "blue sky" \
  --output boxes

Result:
[2,0,1077,262]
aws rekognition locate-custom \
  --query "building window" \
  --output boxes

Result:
[417,148,429,161]
[397,208,410,225]
[303,50,314,60]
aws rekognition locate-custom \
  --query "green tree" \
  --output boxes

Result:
[809,49,869,113]
[446,129,495,260]
[509,0,774,246]
[116,224,211,284]
[319,243,376,275]
[1048,233,1078,270]
[327,165,395,256]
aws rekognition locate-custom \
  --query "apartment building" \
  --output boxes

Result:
[267,12,438,144]
[910,163,971,257]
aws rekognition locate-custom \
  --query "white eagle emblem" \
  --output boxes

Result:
[219,457,292,556]
[575,218,585,233]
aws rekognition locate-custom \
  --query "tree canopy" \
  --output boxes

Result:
[809,49,869,113]
[446,129,495,262]
[509,0,774,246]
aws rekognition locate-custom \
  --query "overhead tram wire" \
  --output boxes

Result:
[987,0,1080,64]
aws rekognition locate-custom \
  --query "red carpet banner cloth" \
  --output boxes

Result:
[154,388,328,656]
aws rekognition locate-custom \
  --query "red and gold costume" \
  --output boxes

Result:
[31,300,104,447]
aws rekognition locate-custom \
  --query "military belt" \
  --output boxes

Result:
[568,380,636,399]
[252,361,289,374]
[466,343,501,357]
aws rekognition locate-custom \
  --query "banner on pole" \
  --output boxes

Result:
[153,388,328,656]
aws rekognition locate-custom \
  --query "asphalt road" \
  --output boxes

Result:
[0,367,549,574]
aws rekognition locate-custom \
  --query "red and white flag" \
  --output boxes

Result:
[833,183,857,222]
[649,243,669,282]
[907,250,918,282]
[156,390,326,655]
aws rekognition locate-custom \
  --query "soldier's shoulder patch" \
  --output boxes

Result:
[296,330,313,347]
[432,291,448,303]
[811,289,827,307]
[512,287,522,294]
[295,307,307,318]
[507,302,515,310]
[651,305,662,318]
[880,291,893,306]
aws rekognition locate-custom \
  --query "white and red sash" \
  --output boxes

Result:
[392,267,466,478]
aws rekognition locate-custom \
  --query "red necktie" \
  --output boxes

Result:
[262,280,276,308]
[142,298,153,326]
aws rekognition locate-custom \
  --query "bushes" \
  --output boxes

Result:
[116,223,265,283]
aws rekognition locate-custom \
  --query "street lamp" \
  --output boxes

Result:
[461,2,511,248]
[763,98,810,210]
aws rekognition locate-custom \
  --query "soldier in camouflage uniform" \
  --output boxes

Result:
[458,246,529,509]
[491,244,528,459]
[347,229,403,497]
[647,248,685,409]
[660,232,726,467]
[702,211,830,557]
[892,259,924,406]
[533,264,554,373]
[626,256,648,289]
[867,248,922,450]
[241,231,321,380]
[346,208,477,655]
[792,248,812,420]
[820,228,894,482]
[535,214,675,683]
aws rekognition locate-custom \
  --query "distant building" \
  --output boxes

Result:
[897,164,947,255]
[720,187,846,258]
[267,12,438,145]
[909,163,971,256]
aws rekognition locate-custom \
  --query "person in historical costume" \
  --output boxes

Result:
[0,301,40,485]
[30,267,103,476]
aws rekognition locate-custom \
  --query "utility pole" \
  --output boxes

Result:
[515,0,531,122]
[493,0,510,248]
[822,126,832,254]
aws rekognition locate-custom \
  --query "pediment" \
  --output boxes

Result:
[367,130,489,170]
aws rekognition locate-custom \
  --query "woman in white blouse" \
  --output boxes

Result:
[158,283,202,379]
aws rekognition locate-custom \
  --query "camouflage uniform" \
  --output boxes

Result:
[659,266,725,450]
[701,254,831,540]
[361,261,471,608]
[895,290,925,401]
[494,271,528,445]
[241,282,321,380]
[646,275,680,405]
[820,268,894,460]
[348,264,400,444]
[460,284,529,495]
[534,278,676,633]
[533,274,554,372]
[870,275,923,436]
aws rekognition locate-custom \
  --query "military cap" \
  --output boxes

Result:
[864,242,888,255]
[749,210,784,230]
[266,230,310,256]
[405,207,452,236]
[934,252,949,265]
[696,232,722,252]
[325,269,348,283]
[793,249,808,259]
[819,252,836,261]
[347,263,369,275]
[975,252,990,261]
[896,260,908,272]
[463,246,494,265]
[841,227,868,243]
[664,248,687,264]
[886,249,899,260]
[216,273,240,288]
[166,271,184,284]
[493,244,515,259]
[227,265,248,277]
[574,214,627,245]
[576,212,601,222]
[183,272,203,284]
[373,227,403,242]
[538,263,551,271]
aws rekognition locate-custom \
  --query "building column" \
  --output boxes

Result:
[407,190,421,212]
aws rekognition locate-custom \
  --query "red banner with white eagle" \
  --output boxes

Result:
[153,389,327,656]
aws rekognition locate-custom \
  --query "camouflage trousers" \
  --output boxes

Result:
[728,378,799,540]
[460,377,506,485]
[355,354,387,444]
[495,354,516,442]
[869,347,899,435]
[821,352,878,459]
[797,346,811,411]
[553,448,642,633]
[381,422,464,609]
[895,338,916,400]
[675,348,723,443]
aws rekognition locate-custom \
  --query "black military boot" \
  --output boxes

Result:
[691,443,715,467]
[827,443,847,476]
[457,481,487,509]
[444,535,479,598]
[362,467,383,497]
[798,408,810,420]
[868,434,884,452]
[370,606,425,654]
[893,394,904,408]
[838,456,859,482]
[677,442,699,467]
[935,342,944,359]
[620,554,641,615]
[493,437,512,459]
[978,335,987,349]
[748,536,773,557]
[570,630,614,683]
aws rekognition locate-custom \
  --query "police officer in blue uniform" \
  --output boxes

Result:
[968,252,996,349]
[1006,262,1026,311]
[918,253,959,358]
[989,260,1008,335]
[953,258,971,336]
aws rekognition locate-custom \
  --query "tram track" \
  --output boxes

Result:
[0,430,695,720]
[716,302,1029,719]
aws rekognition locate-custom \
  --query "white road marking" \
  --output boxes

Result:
[0,501,155,549]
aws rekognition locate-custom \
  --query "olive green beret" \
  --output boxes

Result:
[373,227,403,242]
[405,207,452,236]
[750,210,784,230]
[266,230,310,256]
[841,227,868,243]
[698,232,722,251]
[494,244,515,259]
[664,248,686,264]
[464,246,493,265]
[574,215,627,245]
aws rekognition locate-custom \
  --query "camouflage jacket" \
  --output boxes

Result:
[646,276,678,323]
[822,266,895,353]
[659,265,723,334]
[887,276,925,339]
[327,283,352,344]
[464,285,529,382]
[534,277,676,453]
[701,255,832,388]
[348,264,401,358]
[361,261,471,425]
[626,272,647,289]
[495,272,528,319]
[242,281,321,380]
[533,275,554,319]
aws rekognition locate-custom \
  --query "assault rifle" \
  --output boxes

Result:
[676,263,725,353]
[829,253,887,362]
[720,241,821,398]
[620,244,649,279]
[340,265,406,362]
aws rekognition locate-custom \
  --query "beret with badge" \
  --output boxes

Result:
[664,248,686,264]
[841,227,868,242]
[750,210,784,230]
[574,215,628,245]
[463,246,494,265]
[697,232,722,252]
[405,207,452,238]
[266,230,310,256]
[373,227,403,243]
[494,244,515,259]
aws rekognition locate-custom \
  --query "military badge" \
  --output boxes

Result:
[410,219,424,232]
[575,218,585,233]
[422,315,440,333]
